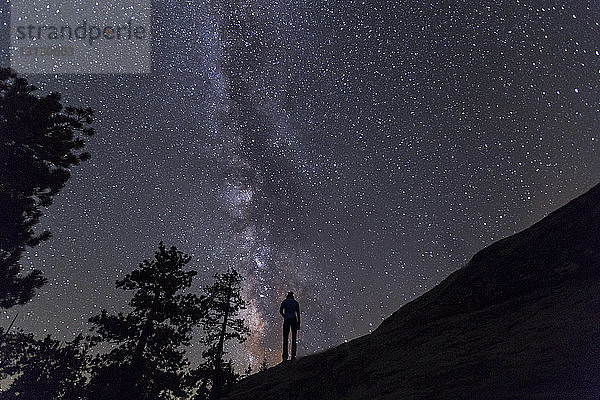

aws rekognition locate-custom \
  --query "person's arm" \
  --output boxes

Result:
[296,303,301,328]
[280,301,285,318]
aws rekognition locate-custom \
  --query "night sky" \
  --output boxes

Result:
[1,0,599,367]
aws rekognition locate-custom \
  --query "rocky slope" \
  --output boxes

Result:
[224,183,600,400]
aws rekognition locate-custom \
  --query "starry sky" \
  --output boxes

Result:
[1,0,599,367]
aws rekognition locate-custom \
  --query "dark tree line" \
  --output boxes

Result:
[1,243,251,400]
[0,69,255,399]
[0,332,88,400]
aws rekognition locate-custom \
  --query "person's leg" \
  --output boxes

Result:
[282,318,291,361]
[291,318,298,359]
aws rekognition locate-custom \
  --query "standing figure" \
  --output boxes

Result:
[280,291,301,362]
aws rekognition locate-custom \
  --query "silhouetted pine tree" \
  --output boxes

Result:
[0,331,88,400]
[193,268,249,400]
[87,242,204,400]
[0,68,94,308]
[0,327,31,383]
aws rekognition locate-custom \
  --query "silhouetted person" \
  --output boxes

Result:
[280,291,300,362]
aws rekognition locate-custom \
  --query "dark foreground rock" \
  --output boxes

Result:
[224,183,600,400]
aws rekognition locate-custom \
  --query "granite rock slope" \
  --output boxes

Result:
[224,183,600,400]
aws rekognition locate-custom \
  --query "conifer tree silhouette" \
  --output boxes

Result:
[193,268,249,400]
[0,68,94,308]
[0,332,88,400]
[87,242,204,400]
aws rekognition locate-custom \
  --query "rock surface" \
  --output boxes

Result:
[224,183,600,400]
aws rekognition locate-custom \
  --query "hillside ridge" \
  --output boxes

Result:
[224,182,600,400]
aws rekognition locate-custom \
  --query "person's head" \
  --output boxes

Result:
[287,291,294,299]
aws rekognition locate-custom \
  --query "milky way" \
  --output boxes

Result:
[1,0,599,368]
[206,0,345,362]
